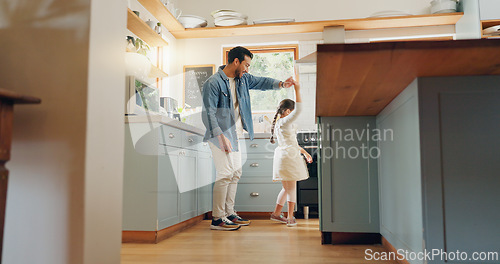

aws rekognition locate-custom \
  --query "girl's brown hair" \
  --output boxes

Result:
[270,99,295,144]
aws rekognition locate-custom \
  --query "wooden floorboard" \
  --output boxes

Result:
[121,219,397,263]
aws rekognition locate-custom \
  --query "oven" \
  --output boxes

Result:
[296,131,319,218]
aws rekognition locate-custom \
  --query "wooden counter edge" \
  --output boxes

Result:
[0,89,41,104]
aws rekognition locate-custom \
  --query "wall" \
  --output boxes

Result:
[376,80,423,264]
[84,0,126,263]
[455,0,481,39]
[0,0,125,263]
[177,0,432,27]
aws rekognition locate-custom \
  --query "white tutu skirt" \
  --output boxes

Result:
[272,145,309,182]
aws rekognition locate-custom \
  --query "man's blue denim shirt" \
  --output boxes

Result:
[201,66,281,151]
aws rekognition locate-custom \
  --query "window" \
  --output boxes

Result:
[223,45,298,133]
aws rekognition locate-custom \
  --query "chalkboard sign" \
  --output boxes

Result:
[183,65,215,108]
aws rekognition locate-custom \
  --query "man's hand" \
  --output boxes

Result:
[282,76,294,88]
[217,134,233,153]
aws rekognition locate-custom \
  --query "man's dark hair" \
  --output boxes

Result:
[227,46,253,64]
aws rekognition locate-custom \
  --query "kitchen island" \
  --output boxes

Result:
[316,39,500,262]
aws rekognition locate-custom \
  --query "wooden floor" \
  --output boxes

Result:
[121,219,397,264]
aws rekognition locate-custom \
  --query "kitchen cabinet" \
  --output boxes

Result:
[235,139,283,212]
[123,119,213,242]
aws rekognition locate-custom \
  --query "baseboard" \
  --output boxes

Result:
[235,212,274,219]
[382,236,411,264]
[122,215,205,244]
[321,232,381,245]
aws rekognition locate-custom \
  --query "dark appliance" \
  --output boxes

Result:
[296,131,319,218]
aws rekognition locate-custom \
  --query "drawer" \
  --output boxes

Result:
[159,125,183,148]
[241,154,274,177]
[234,183,283,212]
[242,139,276,154]
[197,141,211,153]
[183,132,203,150]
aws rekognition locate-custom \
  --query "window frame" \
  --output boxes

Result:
[222,44,299,115]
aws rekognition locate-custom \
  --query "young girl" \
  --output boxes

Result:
[269,80,312,227]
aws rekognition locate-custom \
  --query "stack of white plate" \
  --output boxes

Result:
[430,0,458,14]
[483,25,500,37]
[178,15,208,28]
[368,10,412,18]
[212,10,248,27]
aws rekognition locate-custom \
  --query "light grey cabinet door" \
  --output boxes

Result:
[197,151,213,215]
[122,124,159,231]
[157,149,180,230]
[418,76,500,263]
[179,149,198,222]
[319,117,380,233]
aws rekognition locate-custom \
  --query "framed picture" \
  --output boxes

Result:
[183,64,215,108]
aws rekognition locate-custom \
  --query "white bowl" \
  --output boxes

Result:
[178,15,207,28]
[214,17,247,27]
[430,0,457,14]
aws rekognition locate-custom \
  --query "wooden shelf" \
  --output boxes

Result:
[126,8,168,47]
[315,39,500,116]
[149,65,168,78]
[134,0,463,39]
[171,13,463,39]
[137,0,184,32]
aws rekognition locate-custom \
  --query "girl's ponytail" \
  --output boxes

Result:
[270,110,280,144]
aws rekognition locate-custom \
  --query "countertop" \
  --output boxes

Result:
[125,114,273,139]
[316,39,500,116]
[125,114,205,135]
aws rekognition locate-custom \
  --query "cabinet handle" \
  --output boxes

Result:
[250,144,258,148]
[250,163,259,167]
[169,133,175,139]
[159,143,167,146]
[250,192,259,197]
[180,151,186,156]
[188,138,194,143]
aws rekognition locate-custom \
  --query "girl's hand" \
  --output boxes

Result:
[291,79,300,90]
[304,153,313,163]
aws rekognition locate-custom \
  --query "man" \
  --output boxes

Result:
[202,46,293,230]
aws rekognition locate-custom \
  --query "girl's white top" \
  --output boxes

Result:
[272,102,309,182]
